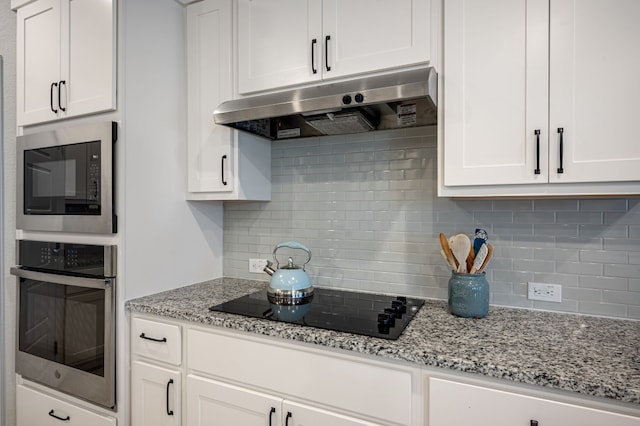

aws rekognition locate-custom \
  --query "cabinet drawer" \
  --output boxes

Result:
[132,317,182,365]
[428,377,640,426]
[17,384,116,426]
[187,328,413,425]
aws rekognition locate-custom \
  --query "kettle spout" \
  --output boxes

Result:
[264,260,276,276]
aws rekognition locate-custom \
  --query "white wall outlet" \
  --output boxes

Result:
[528,282,562,303]
[249,258,268,273]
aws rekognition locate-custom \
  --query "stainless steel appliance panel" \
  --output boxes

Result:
[11,241,117,410]
[17,121,116,234]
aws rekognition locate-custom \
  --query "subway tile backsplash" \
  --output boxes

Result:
[223,127,640,319]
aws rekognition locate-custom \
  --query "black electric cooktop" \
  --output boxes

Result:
[209,288,424,340]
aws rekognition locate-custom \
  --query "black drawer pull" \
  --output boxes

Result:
[534,129,541,175]
[48,410,70,421]
[221,155,228,186]
[166,379,174,415]
[325,35,331,71]
[531,421,539,426]
[557,127,564,173]
[58,80,66,112]
[285,411,293,426]
[50,82,58,113]
[311,38,317,74]
[139,333,167,343]
[269,407,276,426]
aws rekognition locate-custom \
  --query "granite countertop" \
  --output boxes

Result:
[126,277,640,405]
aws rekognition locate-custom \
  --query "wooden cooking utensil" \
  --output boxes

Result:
[450,234,471,273]
[477,243,494,273]
[466,246,475,273]
[440,249,456,270]
[439,233,458,270]
[470,243,488,273]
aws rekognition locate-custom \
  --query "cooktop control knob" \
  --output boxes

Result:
[342,94,352,105]
[392,300,407,314]
[354,93,364,103]
[384,307,402,320]
[378,312,396,327]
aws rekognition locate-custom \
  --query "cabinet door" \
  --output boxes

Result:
[428,377,640,426]
[443,0,549,186]
[16,0,62,125]
[186,375,282,426]
[549,0,640,183]
[131,360,182,426]
[187,0,234,193]
[283,401,383,426]
[322,0,430,79]
[17,384,116,426]
[236,0,322,94]
[62,0,116,118]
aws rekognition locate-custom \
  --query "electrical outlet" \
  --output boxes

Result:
[528,282,562,303]
[249,258,268,273]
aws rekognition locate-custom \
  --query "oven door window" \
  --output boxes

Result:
[23,140,101,215]
[18,278,106,377]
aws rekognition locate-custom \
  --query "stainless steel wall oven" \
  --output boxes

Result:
[17,121,116,234]
[11,240,117,409]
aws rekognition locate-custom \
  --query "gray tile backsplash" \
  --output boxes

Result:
[223,127,640,319]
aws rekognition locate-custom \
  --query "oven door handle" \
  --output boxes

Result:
[10,267,114,290]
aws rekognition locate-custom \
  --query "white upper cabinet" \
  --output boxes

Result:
[16,0,116,126]
[236,0,432,95]
[186,0,271,201]
[548,0,640,184]
[441,0,640,196]
[237,0,323,94]
[442,0,548,187]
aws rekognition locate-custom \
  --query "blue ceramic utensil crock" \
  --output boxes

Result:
[448,271,489,318]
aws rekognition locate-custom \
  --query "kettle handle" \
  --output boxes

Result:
[273,241,312,267]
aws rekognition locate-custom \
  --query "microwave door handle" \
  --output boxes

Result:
[9,267,113,290]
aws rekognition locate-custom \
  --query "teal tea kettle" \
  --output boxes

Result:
[264,241,314,304]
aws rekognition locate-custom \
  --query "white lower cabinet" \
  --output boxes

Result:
[16,384,116,426]
[186,375,281,426]
[428,376,640,426]
[186,328,416,425]
[283,400,383,426]
[186,375,382,426]
[131,361,182,426]
[130,315,640,426]
[131,316,183,426]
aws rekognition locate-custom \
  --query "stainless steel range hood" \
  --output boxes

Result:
[213,67,437,140]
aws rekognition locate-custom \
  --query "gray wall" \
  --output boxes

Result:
[1,3,17,425]
[223,127,640,320]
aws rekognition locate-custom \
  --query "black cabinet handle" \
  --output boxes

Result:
[166,379,174,415]
[268,407,276,426]
[325,35,331,71]
[557,127,564,173]
[58,80,66,112]
[285,411,293,426]
[221,155,228,186]
[48,410,70,421]
[531,421,539,426]
[311,38,317,74]
[534,129,541,175]
[139,333,167,343]
[50,82,58,113]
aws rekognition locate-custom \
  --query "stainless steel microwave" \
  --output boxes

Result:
[17,121,117,234]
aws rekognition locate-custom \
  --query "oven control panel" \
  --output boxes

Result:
[17,240,116,278]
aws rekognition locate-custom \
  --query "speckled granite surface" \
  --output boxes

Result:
[126,277,640,405]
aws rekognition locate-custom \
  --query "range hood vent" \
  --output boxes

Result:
[213,67,437,141]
